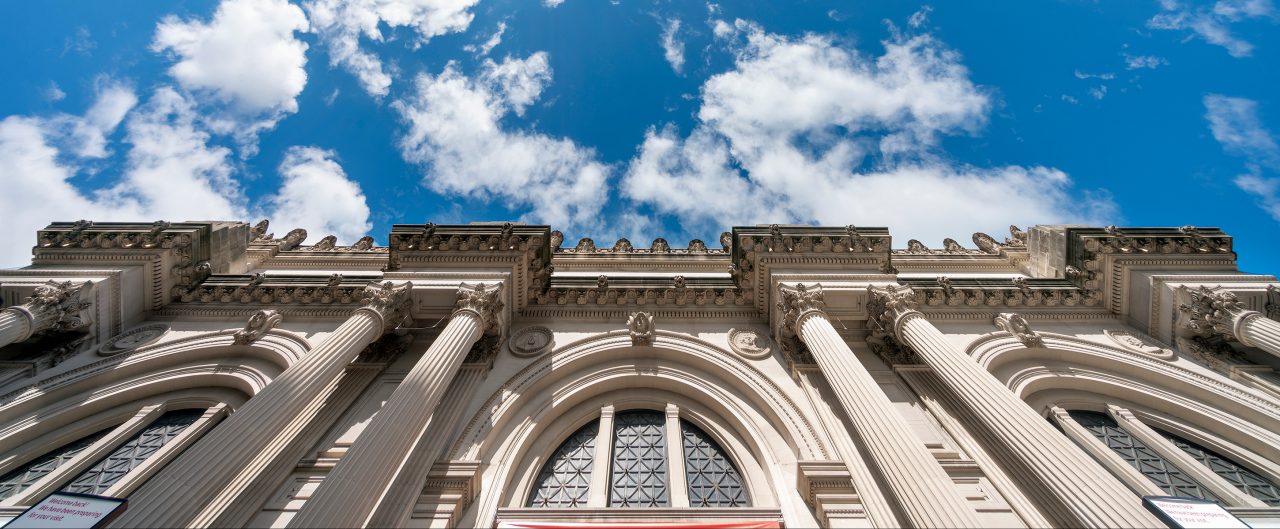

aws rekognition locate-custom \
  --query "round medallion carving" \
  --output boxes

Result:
[728,328,775,360]
[98,324,169,356]
[509,326,554,358]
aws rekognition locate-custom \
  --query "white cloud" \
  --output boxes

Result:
[0,86,375,268]
[464,21,506,56]
[394,54,610,230]
[1204,94,1279,163]
[544,0,565,6]
[1089,85,1108,100]
[1204,94,1280,223]
[153,0,309,114]
[1148,0,1276,57]
[621,20,1113,244]
[1073,70,1115,80]
[45,83,66,102]
[908,6,933,28]
[660,18,685,74]
[1123,54,1168,69]
[267,147,372,243]
[305,0,479,96]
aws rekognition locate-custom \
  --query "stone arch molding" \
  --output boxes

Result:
[967,331,1280,457]
[0,328,310,453]
[450,330,829,527]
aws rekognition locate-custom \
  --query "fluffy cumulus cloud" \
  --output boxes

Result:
[621,20,1113,243]
[1148,0,1277,58]
[267,147,373,243]
[0,85,373,267]
[306,0,480,96]
[1204,94,1280,222]
[394,53,609,229]
[153,0,309,113]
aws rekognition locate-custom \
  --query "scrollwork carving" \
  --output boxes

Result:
[9,280,94,337]
[994,312,1043,348]
[454,283,503,335]
[232,309,283,345]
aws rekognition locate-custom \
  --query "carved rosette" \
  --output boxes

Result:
[865,284,920,340]
[1175,286,1252,342]
[777,284,828,336]
[453,283,504,335]
[358,281,414,334]
[7,280,94,338]
[994,313,1044,348]
[233,310,283,345]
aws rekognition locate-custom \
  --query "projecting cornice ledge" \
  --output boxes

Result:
[387,223,551,310]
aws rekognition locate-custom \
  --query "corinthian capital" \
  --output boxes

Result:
[9,280,93,338]
[866,285,920,339]
[359,281,413,334]
[1175,286,1254,342]
[454,283,504,334]
[777,283,827,335]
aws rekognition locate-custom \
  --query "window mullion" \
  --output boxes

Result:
[587,406,614,508]
[3,404,165,507]
[664,405,688,508]
[1049,406,1164,496]
[1107,406,1266,507]
[101,404,228,498]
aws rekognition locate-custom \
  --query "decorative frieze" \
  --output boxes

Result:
[553,234,729,254]
[531,277,747,307]
[901,276,1099,309]
[178,273,367,305]
[1065,226,1233,292]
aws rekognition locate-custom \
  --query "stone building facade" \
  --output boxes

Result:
[0,220,1279,528]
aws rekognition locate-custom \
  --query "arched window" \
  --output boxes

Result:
[527,408,750,508]
[61,409,204,495]
[1067,410,1220,502]
[0,407,207,503]
[1153,427,1280,506]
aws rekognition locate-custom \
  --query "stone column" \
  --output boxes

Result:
[110,281,413,529]
[1177,285,1280,359]
[868,285,1161,528]
[0,280,91,347]
[287,283,503,529]
[778,284,980,528]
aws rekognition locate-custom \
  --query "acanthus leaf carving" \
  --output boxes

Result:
[865,285,919,339]
[14,280,94,336]
[777,283,826,336]
[1266,284,1279,322]
[1175,285,1251,342]
[454,283,503,335]
[360,281,414,333]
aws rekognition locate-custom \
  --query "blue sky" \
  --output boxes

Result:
[1,0,1278,274]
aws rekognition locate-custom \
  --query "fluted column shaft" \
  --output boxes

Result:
[892,310,1161,527]
[1239,313,1280,357]
[795,311,981,528]
[287,283,502,529]
[0,310,34,348]
[110,282,411,529]
[780,284,978,527]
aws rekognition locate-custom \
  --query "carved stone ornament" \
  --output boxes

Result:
[777,283,827,336]
[1175,285,1251,342]
[1267,284,1279,322]
[98,324,169,356]
[627,311,655,347]
[1176,335,1244,371]
[727,328,775,360]
[10,280,94,337]
[509,326,554,358]
[549,230,564,250]
[233,309,283,345]
[865,284,919,339]
[866,330,921,366]
[972,232,1002,254]
[454,283,504,335]
[994,313,1044,348]
[360,281,414,332]
[1103,329,1171,356]
[354,333,414,365]
[250,219,272,241]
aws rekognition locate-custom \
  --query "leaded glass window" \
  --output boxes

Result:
[681,420,749,507]
[609,411,669,507]
[528,421,597,508]
[1154,427,1280,506]
[62,409,203,495]
[0,427,112,501]
[1069,410,1219,501]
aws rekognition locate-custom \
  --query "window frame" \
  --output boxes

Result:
[0,401,225,506]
